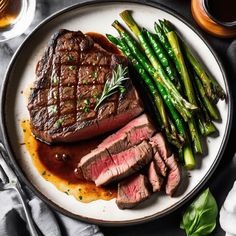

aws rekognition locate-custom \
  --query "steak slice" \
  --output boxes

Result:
[165,154,181,196]
[98,113,156,152]
[150,133,181,195]
[116,174,151,209]
[148,161,164,192]
[80,140,153,186]
[149,133,171,161]
[149,133,168,177]
[27,30,143,144]
[79,114,155,169]
[153,151,167,177]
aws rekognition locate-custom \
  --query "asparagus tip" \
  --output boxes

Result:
[119,9,131,18]
[112,20,124,33]
[120,10,136,27]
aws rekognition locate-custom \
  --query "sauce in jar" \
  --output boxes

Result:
[206,0,236,23]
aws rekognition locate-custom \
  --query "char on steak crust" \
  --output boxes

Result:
[27,30,143,144]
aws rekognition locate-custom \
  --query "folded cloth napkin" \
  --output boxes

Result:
[220,181,236,236]
[0,189,104,236]
[219,154,236,236]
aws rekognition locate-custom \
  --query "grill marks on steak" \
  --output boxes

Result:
[28,30,143,144]
[116,174,151,209]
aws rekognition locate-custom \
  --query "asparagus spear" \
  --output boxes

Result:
[159,19,203,154]
[145,29,182,91]
[154,22,181,74]
[185,61,217,136]
[182,42,226,102]
[106,34,195,168]
[193,72,219,121]
[118,11,197,120]
[106,34,184,147]
[193,72,217,136]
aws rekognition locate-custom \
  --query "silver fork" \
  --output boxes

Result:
[0,142,40,236]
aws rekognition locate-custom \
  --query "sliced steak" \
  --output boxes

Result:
[27,30,143,144]
[79,114,155,175]
[153,148,167,177]
[149,133,168,177]
[80,140,153,186]
[149,133,171,161]
[148,161,164,192]
[165,154,181,196]
[150,133,180,195]
[116,174,151,209]
[98,113,156,152]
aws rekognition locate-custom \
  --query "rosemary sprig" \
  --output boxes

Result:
[94,65,129,111]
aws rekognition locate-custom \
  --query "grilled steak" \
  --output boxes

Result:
[116,174,151,209]
[150,133,181,195]
[148,161,164,192]
[165,154,181,196]
[27,30,143,144]
[150,133,168,177]
[79,114,155,168]
[149,133,171,161]
[153,151,167,177]
[80,140,153,186]
[98,113,156,152]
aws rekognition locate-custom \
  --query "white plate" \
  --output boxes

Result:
[0,0,232,225]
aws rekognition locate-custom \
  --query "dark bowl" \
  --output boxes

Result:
[203,0,236,29]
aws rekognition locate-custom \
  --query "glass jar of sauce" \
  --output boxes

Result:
[191,0,236,38]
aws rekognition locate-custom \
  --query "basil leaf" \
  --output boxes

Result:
[180,188,218,236]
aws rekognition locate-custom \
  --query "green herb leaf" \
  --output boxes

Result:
[67,54,74,61]
[83,107,90,113]
[55,118,64,128]
[68,65,75,70]
[48,105,57,114]
[180,188,218,236]
[83,99,90,105]
[91,71,98,79]
[94,65,129,110]
[52,76,59,85]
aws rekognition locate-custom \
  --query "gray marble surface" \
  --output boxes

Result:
[0,0,235,235]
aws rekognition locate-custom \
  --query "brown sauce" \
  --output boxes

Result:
[86,32,121,55]
[22,120,117,202]
[0,0,22,28]
[21,32,121,202]
[207,0,236,22]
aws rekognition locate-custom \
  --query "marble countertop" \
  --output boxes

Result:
[0,0,235,235]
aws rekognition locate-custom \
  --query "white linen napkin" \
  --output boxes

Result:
[0,189,104,236]
[219,152,236,236]
[220,180,236,236]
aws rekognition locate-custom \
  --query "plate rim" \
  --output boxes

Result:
[0,0,233,226]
